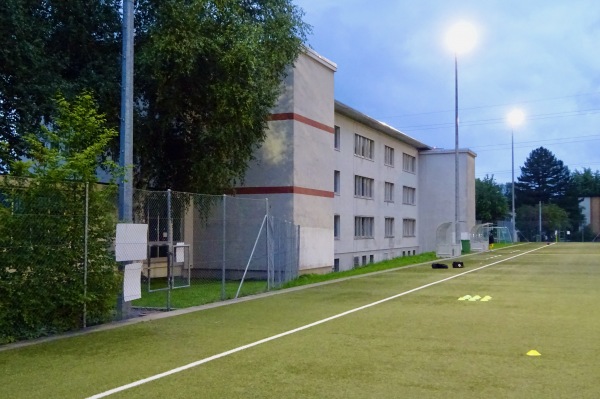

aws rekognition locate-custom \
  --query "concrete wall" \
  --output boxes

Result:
[418,149,477,253]
[582,197,600,234]
[237,49,337,273]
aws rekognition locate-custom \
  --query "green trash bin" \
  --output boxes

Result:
[461,239,471,254]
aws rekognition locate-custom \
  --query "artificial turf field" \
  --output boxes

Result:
[1,242,599,398]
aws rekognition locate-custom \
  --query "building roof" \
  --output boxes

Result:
[334,100,432,151]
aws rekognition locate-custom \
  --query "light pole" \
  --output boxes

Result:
[507,108,525,243]
[445,22,477,250]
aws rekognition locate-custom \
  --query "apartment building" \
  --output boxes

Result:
[238,48,476,274]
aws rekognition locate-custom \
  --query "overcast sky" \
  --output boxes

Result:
[293,0,600,184]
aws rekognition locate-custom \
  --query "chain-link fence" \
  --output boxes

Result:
[1,179,299,343]
[129,189,300,311]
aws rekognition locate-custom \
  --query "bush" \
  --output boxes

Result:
[0,93,121,343]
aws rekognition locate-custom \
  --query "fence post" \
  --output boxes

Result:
[266,198,271,291]
[83,182,89,328]
[167,189,172,310]
[221,194,226,300]
[296,225,301,278]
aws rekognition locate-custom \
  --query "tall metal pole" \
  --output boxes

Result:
[454,53,460,250]
[511,129,516,242]
[116,0,134,321]
[118,0,134,222]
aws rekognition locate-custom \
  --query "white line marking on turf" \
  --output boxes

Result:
[87,245,549,399]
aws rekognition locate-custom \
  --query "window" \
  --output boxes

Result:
[403,153,416,173]
[354,216,374,238]
[354,134,374,160]
[354,175,374,198]
[370,255,374,264]
[334,125,340,150]
[362,255,367,265]
[334,258,340,272]
[334,170,340,195]
[403,218,416,237]
[334,215,340,239]
[402,186,416,205]
[385,146,394,166]
[385,182,394,202]
[385,217,395,237]
[353,257,360,267]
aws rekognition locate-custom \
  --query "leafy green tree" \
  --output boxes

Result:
[516,203,570,241]
[476,175,509,222]
[1,0,310,194]
[0,93,121,343]
[133,0,309,192]
[0,0,122,172]
[572,168,600,197]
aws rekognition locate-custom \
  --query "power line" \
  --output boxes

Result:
[378,90,600,119]
[399,108,600,132]
[471,134,600,152]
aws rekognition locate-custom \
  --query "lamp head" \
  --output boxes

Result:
[445,21,477,55]
[507,109,525,128]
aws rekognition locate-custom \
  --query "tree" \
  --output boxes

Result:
[133,0,309,192]
[0,93,121,343]
[0,0,122,172]
[1,0,310,194]
[572,168,600,197]
[515,147,571,206]
[515,146,581,232]
[476,175,509,222]
[516,203,570,241]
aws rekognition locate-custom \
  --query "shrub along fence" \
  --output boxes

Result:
[0,177,119,344]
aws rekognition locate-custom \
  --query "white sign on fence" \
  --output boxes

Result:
[123,262,142,302]
[115,223,148,261]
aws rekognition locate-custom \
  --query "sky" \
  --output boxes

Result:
[293,0,600,184]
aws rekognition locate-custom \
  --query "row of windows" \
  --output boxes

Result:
[334,216,417,239]
[333,249,417,271]
[334,172,416,204]
[334,126,417,173]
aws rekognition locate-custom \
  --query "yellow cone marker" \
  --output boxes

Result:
[458,295,471,301]
[527,350,541,356]
[481,296,492,302]
[469,295,481,301]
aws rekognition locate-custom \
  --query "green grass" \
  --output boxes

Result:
[131,279,268,309]
[132,252,439,308]
[281,251,439,288]
[2,243,599,398]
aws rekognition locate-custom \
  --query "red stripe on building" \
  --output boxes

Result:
[234,186,334,198]
[268,113,335,134]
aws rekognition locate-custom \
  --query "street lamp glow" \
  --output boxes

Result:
[445,21,478,55]
[507,108,525,128]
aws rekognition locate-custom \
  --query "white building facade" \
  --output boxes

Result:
[238,49,476,274]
